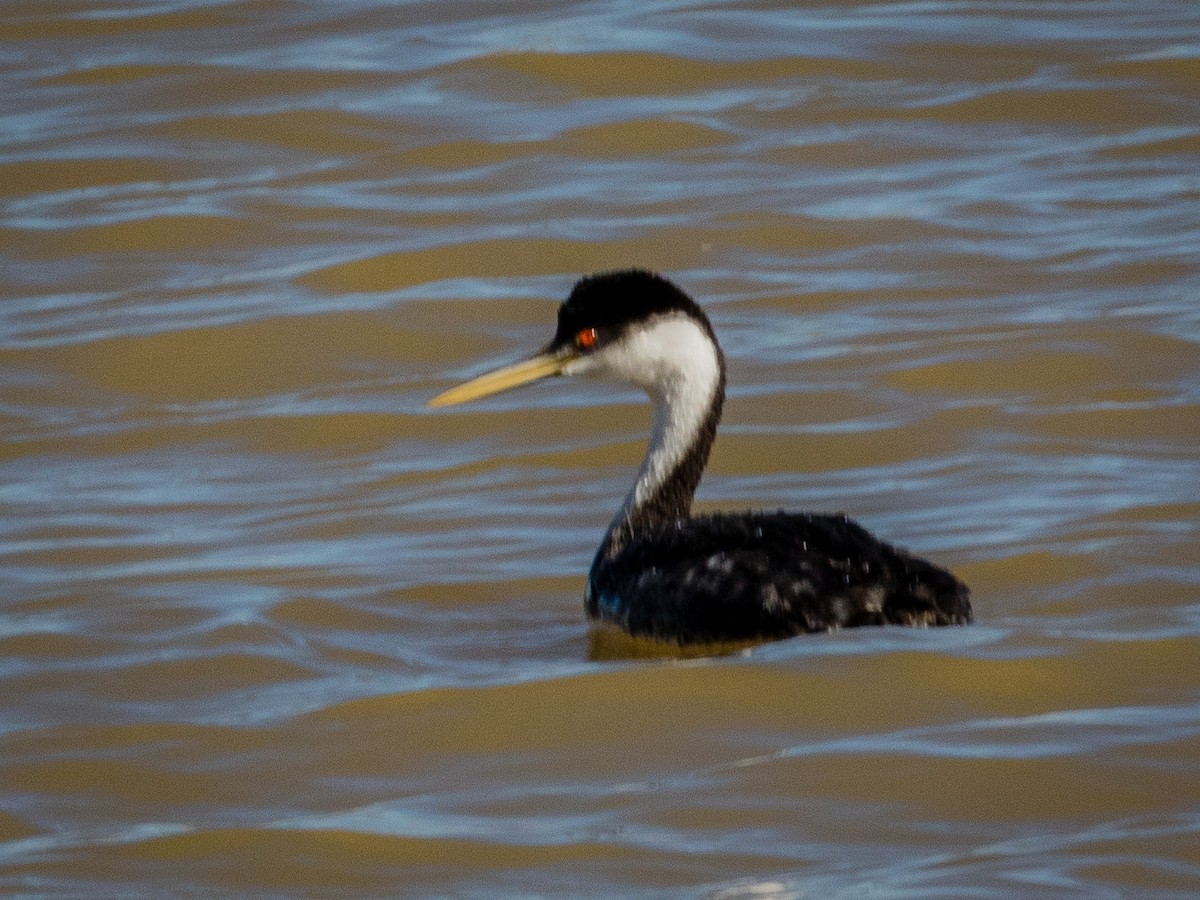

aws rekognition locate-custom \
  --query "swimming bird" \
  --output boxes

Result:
[429,270,971,644]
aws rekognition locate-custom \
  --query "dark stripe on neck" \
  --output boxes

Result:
[600,364,726,560]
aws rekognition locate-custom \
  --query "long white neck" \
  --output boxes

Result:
[567,315,725,559]
[618,346,720,518]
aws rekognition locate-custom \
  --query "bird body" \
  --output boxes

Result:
[589,510,969,642]
[429,270,971,644]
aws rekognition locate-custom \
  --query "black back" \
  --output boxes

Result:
[588,510,971,643]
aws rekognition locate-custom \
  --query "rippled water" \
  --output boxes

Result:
[2,1,1199,896]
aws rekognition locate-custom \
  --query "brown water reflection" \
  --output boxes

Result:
[2,1,1199,896]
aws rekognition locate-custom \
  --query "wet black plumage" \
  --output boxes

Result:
[588,510,971,643]
[431,269,971,644]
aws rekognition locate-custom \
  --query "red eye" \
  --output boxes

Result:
[576,327,597,350]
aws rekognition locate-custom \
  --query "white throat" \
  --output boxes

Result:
[565,314,723,522]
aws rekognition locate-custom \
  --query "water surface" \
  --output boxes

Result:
[2,1,1199,896]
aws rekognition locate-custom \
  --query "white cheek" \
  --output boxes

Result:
[563,317,719,399]
[562,353,604,379]
[564,341,647,386]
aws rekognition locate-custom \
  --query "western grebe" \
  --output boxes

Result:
[429,270,971,644]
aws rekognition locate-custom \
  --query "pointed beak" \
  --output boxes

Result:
[427,349,577,408]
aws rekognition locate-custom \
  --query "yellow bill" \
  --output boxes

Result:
[428,350,575,408]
